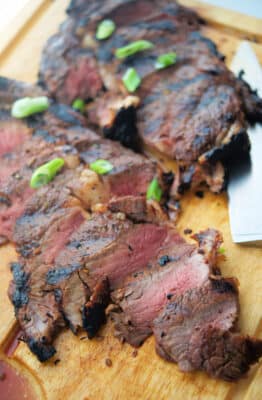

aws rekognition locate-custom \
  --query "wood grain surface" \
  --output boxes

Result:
[0,1,261,399]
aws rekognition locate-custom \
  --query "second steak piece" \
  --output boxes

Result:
[111,229,222,346]
[153,277,262,381]
[41,0,262,196]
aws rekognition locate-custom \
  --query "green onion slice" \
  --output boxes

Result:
[96,19,116,40]
[122,68,141,93]
[72,98,85,113]
[90,159,113,175]
[155,52,177,70]
[146,178,162,202]
[11,96,49,119]
[30,158,65,189]
[115,40,154,59]
[218,247,226,254]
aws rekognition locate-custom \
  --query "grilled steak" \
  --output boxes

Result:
[2,0,262,380]
[111,229,222,346]
[38,0,262,195]
[0,76,86,145]
[0,134,76,244]
[0,76,162,243]
[153,277,262,381]
[10,211,171,360]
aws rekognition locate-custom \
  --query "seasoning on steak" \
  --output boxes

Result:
[153,277,262,381]
[39,0,262,194]
[110,229,222,346]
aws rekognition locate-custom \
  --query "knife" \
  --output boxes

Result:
[228,41,262,245]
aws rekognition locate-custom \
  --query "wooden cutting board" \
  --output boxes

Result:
[0,1,261,399]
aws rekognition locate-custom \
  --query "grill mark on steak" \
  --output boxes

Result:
[0,135,77,244]
[110,229,221,346]
[2,0,261,379]
[39,0,262,196]
[153,276,262,381]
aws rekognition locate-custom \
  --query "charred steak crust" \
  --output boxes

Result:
[82,278,110,339]
[1,0,261,380]
[153,276,262,381]
[9,262,29,310]
[38,0,262,195]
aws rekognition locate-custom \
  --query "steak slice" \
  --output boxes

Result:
[110,229,222,346]
[10,211,171,361]
[0,134,76,244]
[153,277,262,381]
[2,120,162,246]
[38,18,103,104]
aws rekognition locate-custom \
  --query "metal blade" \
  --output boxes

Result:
[228,41,262,244]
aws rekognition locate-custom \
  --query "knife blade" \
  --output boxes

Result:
[228,41,262,245]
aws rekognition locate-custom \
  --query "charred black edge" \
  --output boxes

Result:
[10,262,29,311]
[202,129,250,166]
[237,76,262,124]
[82,302,107,339]
[27,337,56,362]
[176,164,195,196]
[82,278,110,339]
[103,106,141,152]
[210,276,239,295]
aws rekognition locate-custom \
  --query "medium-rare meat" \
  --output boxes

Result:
[0,75,87,244]
[153,277,262,381]
[12,131,161,248]
[0,75,164,245]
[39,0,262,195]
[110,229,222,346]
[0,134,76,244]
[10,211,172,360]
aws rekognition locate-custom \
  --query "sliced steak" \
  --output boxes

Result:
[79,138,159,199]
[38,18,103,104]
[0,134,75,244]
[10,211,171,361]
[39,0,262,195]
[2,119,162,246]
[153,277,262,381]
[111,229,222,346]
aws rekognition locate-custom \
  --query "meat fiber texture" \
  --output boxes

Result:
[38,0,262,197]
[0,77,166,361]
[0,76,162,245]
[0,0,261,382]
[153,277,262,381]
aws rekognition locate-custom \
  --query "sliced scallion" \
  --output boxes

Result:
[218,247,226,254]
[72,98,85,113]
[96,19,116,40]
[155,52,177,70]
[30,158,65,189]
[11,96,49,119]
[146,178,162,202]
[122,68,141,93]
[115,40,154,59]
[90,159,113,175]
